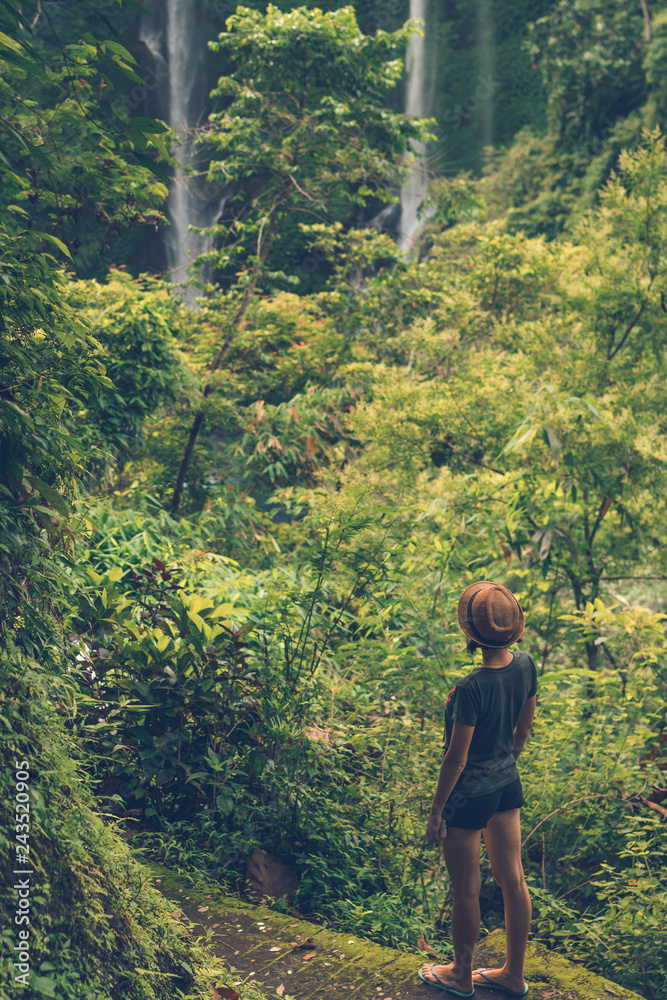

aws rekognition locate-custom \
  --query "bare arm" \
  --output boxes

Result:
[425,722,474,843]
[512,694,536,760]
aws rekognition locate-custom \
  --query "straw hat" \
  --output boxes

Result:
[457,580,524,648]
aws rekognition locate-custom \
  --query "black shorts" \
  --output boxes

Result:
[441,777,524,831]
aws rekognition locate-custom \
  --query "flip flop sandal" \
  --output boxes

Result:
[473,969,529,997]
[418,964,476,998]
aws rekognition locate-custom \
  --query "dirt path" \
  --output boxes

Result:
[147,863,645,1000]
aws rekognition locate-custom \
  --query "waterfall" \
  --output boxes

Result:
[398,0,431,253]
[165,0,202,282]
[139,0,225,288]
[478,0,494,148]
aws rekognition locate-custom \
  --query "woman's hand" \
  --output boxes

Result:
[425,808,446,845]
[425,725,473,846]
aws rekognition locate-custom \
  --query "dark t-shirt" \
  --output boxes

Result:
[443,650,538,797]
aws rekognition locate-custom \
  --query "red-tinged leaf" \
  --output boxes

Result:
[290,406,298,422]
[416,933,437,956]
[210,987,240,1000]
[600,497,613,520]
[276,987,285,997]
[153,558,166,571]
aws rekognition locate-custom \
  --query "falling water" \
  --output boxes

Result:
[165,0,203,282]
[398,0,432,253]
[478,0,494,148]
[140,0,226,287]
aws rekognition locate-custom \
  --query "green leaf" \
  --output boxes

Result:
[32,478,70,516]
[35,233,72,259]
[102,40,139,65]
[126,116,169,134]
[29,976,56,997]
[131,151,171,183]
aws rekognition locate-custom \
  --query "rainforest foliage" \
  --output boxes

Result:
[1,2,667,1000]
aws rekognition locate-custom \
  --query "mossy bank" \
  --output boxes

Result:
[0,651,263,1000]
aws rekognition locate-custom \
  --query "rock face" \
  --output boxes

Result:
[245,848,299,903]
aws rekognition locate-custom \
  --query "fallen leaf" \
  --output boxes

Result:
[269,946,281,952]
[302,951,316,961]
[198,905,210,912]
[290,936,314,949]
[276,987,285,997]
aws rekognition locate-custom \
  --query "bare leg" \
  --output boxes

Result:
[474,808,531,992]
[421,826,481,993]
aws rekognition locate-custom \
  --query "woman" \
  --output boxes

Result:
[419,581,537,998]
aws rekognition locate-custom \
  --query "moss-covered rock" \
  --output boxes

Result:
[147,862,647,1000]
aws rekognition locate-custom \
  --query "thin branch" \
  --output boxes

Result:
[288,172,316,202]
[556,875,599,900]
[589,497,612,545]
[40,4,116,135]
[522,793,617,849]
[445,444,504,475]
[600,575,667,580]
[460,411,488,449]
[640,794,667,819]
[256,215,266,259]
[607,299,647,361]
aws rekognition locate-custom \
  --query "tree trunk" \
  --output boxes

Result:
[169,194,287,514]
[585,640,599,672]
[169,276,261,515]
[639,0,651,41]
[170,410,205,517]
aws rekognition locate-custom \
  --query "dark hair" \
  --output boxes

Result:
[466,637,523,655]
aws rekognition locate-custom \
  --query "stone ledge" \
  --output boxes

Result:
[145,862,645,1000]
